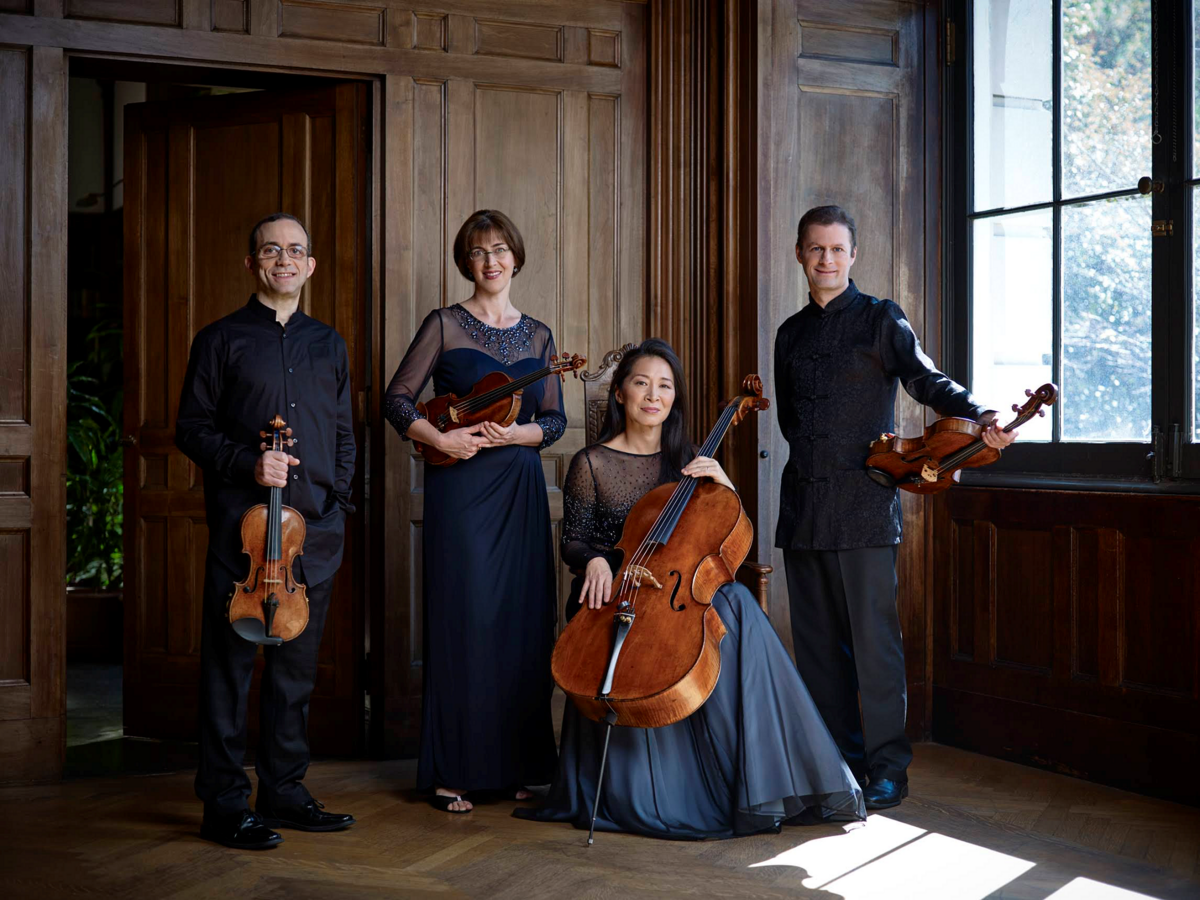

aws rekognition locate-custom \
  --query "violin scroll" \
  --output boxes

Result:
[551,352,588,383]
[1010,383,1058,422]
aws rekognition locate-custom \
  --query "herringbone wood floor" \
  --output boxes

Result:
[0,743,1196,899]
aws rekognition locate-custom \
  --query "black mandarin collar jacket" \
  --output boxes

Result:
[773,281,987,550]
[175,295,356,585]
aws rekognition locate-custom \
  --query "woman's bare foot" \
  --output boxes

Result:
[515,788,533,801]
[435,787,472,812]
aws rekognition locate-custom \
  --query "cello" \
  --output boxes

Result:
[550,376,769,842]
[228,415,309,645]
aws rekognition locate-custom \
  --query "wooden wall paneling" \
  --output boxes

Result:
[374,73,415,757]
[65,0,180,27]
[0,44,67,785]
[932,488,1200,804]
[0,0,31,15]
[212,0,246,33]
[473,18,562,62]
[411,13,445,51]
[278,0,385,46]
[181,0,210,31]
[756,1,928,734]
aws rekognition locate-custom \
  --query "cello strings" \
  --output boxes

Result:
[621,404,739,612]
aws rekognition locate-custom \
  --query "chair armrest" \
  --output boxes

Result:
[736,560,773,617]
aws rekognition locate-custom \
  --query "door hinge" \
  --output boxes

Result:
[945,18,956,66]
[1151,219,1173,237]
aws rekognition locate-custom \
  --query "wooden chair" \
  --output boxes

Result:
[580,344,773,616]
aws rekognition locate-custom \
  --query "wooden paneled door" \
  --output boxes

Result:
[756,1,934,734]
[123,83,369,756]
[376,1,648,755]
[0,47,68,785]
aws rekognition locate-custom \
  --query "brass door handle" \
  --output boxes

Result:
[1137,176,1164,194]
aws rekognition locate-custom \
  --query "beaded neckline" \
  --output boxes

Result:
[450,303,536,366]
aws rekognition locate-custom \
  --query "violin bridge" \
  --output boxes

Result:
[626,565,663,590]
[921,461,940,482]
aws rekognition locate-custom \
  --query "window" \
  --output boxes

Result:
[949,1,1197,484]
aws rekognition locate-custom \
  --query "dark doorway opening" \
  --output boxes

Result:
[64,57,371,778]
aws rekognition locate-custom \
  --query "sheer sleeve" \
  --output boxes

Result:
[534,327,567,449]
[562,449,608,569]
[384,310,443,440]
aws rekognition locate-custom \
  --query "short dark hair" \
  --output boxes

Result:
[248,213,311,257]
[796,205,857,252]
[452,209,527,282]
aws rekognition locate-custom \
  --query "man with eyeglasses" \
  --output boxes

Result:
[176,212,357,849]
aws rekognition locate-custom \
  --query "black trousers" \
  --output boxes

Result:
[783,546,911,783]
[195,553,334,817]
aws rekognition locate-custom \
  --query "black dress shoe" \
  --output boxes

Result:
[258,798,356,832]
[200,809,283,850]
[863,778,908,810]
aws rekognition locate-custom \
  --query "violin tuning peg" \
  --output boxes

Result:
[259,442,267,451]
[285,427,293,436]
[260,431,268,438]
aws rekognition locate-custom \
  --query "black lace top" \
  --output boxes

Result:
[562,445,672,570]
[382,304,566,450]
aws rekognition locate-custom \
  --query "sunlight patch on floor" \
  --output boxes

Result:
[750,814,1168,900]
[1043,878,1163,900]
[751,813,1034,899]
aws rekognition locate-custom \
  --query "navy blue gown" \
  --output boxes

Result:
[384,304,564,793]
[519,445,865,838]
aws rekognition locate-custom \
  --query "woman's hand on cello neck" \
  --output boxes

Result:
[680,455,734,491]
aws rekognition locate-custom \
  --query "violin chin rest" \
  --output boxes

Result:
[231,617,284,646]
[866,467,896,488]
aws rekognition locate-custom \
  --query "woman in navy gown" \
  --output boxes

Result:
[384,210,563,813]
[518,339,864,838]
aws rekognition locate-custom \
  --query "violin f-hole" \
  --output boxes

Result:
[667,570,685,611]
[242,567,262,593]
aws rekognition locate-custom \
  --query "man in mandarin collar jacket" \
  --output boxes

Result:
[774,206,1018,810]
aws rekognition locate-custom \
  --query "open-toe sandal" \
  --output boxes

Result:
[429,793,471,814]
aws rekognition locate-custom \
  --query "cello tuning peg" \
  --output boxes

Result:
[1012,403,1021,412]
[1025,388,1033,397]
[1037,409,1045,417]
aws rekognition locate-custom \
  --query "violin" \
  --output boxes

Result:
[865,383,1058,493]
[228,415,309,645]
[414,353,586,466]
[551,376,770,729]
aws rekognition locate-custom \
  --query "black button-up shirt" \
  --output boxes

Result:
[176,295,356,585]
[773,281,987,550]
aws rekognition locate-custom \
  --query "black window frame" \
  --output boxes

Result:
[945,0,1197,492]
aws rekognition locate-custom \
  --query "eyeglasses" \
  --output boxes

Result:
[257,244,309,260]
[467,246,511,262]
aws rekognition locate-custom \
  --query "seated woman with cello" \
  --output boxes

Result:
[518,339,865,839]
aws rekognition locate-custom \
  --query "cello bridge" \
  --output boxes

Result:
[626,565,663,590]
[920,462,940,482]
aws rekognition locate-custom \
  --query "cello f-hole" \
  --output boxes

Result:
[667,570,685,611]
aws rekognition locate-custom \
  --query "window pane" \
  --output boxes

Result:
[1195,2,1200,178]
[972,0,1053,211]
[972,210,1054,441]
[1061,1,1151,199]
[1194,189,1200,439]
[1061,195,1152,442]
